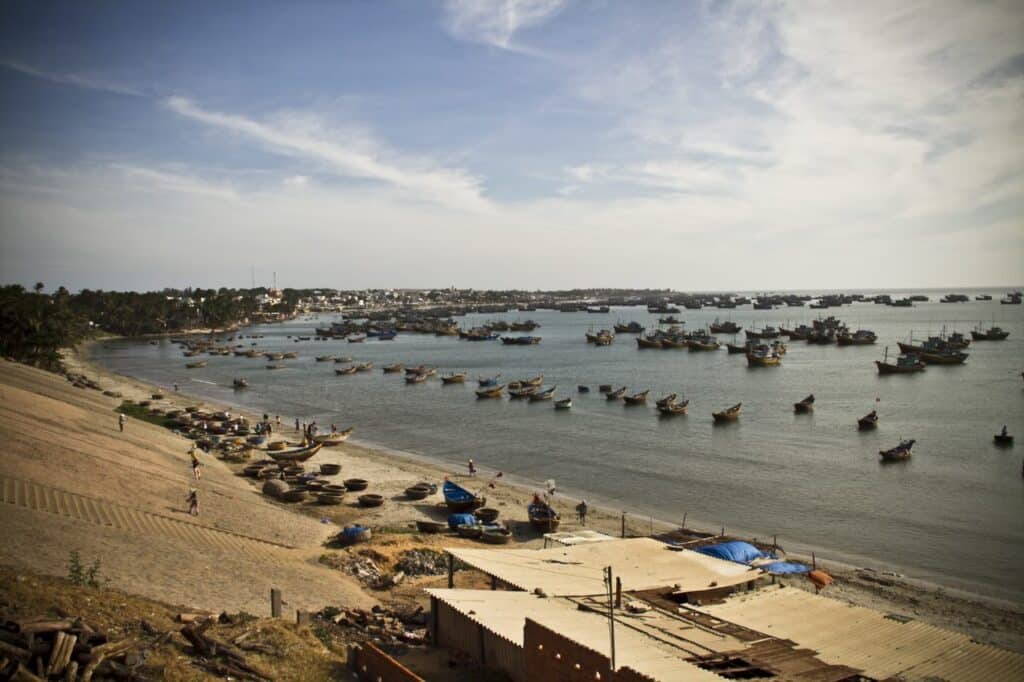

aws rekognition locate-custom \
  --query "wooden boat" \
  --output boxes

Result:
[232,378,248,388]
[554,398,572,410]
[405,372,430,384]
[919,350,968,365]
[659,337,687,349]
[746,327,781,339]
[879,439,914,462]
[415,520,446,533]
[746,347,781,366]
[688,338,721,351]
[528,387,557,402]
[793,394,815,413]
[655,393,677,408]
[837,330,878,346]
[593,333,614,346]
[709,320,741,334]
[712,403,742,422]
[636,336,663,349]
[858,411,879,430]
[347,335,366,343]
[315,355,335,362]
[266,364,286,370]
[501,336,542,345]
[382,363,404,373]
[475,384,505,398]
[267,442,323,463]
[605,386,627,400]
[520,375,544,387]
[875,347,926,374]
[508,385,538,399]
[657,399,689,416]
[598,384,612,393]
[355,362,373,372]
[623,390,650,405]
[444,480,485,511]
[971,326,1010,341]
[185,361,208,369]
[313,427,354,445]
[528,500,560,532]
[994,431,1014,446]
[282,351,299,359]
[333,356,353,363]
[478,374,502,387]
[614,321,644,334]
[726,343,749,354]
[577,385,590,393]
[335,366,358,375]
[441,373,466,384]
[405,365,428,375]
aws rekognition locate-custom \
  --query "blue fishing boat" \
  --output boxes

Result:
[478,374,502,387]
[377,330,398,340]
[443,480,485,512]
[528,498,560,532]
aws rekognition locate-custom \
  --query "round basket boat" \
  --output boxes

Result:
[319,463,342,476]
[268,441,287,452]
[321,484,347,495]
[358,493,384,508]
[281,488,308,503]
[243,464,265,478]
[404,486,432,500]
[305,480,328,491]
[316,492,345,505]
[415,520,446,534]
[283,465,305,475]
[151,393,164,400]
[474,508,500,524]
[344,478,369,491]
[457,524,482,539]
[480,527,512,545]
[257,468,280,480]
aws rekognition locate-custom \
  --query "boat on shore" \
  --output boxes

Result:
[858,410,879,430]
[623,390,649,405]
[443,480,485,511]
[267,442,323,463]
[880,439,915,462]
[528,498,560,532]
[347,335,366,343]
[793,394,815,413]
[313,427,354,445]
[712,403,742,422]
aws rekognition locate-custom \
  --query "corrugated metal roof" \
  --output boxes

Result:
[427,589,723,681]
[696,586,1024,681]
[448,537,759,596]
[544,529,616,546]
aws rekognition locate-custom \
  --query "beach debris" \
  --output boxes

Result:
[394,548,448,577]
[315,605,429,647]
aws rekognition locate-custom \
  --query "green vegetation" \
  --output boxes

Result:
[116,401,176,428]
[67,550,105,588]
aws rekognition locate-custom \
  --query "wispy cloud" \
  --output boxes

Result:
[1,60,144,96]
[165,96,490,212]
[110,164,238,201]
[442,0,567,52]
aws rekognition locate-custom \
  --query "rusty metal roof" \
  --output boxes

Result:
[695,585,1024,681]
[427,589,724,681]
[447,537,760,596]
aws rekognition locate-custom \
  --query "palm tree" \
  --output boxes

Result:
[34,282,44,295]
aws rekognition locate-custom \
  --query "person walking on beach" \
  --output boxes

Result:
[190,450,201,481]
[576,499,589,526]
[186,489,199,516]
[467,458,477,476]
[118,413,126,432]
[275,415,281,428]
[295,417,300,432]
[174,383,179,392]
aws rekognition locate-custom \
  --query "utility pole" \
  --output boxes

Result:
[603,566,616,676]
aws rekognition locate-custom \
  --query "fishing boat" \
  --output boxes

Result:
[994,429,1014,446]
[746,327,781,340]
[577,385,590,393]
[528,499,560,532]
[837,329,878,346]
[333,356,353,363]
[605,386,627,400]
[655,393,678,408]
[315,355,335,362]
[266,364,286,370]
[879,439,915,462]
[657,399,689,416]
[520,375,544,387]
[383,363,404,373]
[443,480,485,511]
[919,349,968,365]
[441,372,466,384]
[712,403,742,422]
[376,331,398,341]
[232,378,248,389]
[313,427,354,445]
[528,386,557,402]
[508,385,538,399]
[875,347,926,374]
[793,394,815,413]
[746,347,782,366]
[623,390,650,405]
[709,319,741,334]
[593,332,614,346]
[971,325,1010,341]
[554,398,572,409]
[335,366,358,375]
[858,411,879,430]
[475,384,506,398]
[501,336,542,345]
[726,343,750,354]
[636,335,664,349]
[267,442,323,463]
[613,321,644,334]
[185,361,208,369]
[687,337,721,351]
[659,336,687,349]
[478,374,502,387]
[405,372,430,384]
[347,335,366,343]
[658,315,682,324]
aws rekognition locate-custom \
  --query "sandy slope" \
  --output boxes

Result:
[0,360,375,615]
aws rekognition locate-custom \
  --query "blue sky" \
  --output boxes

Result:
[1,0,1022,291]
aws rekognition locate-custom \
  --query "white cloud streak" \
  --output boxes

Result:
[1,60,144,96]
[442,0,567,52]
[165,96,491,212]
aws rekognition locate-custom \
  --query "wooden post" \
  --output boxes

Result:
[681,512,687,531]
[296,610,310,626]
[491,575,497,591]
[447,553,454,588]
[720,526,725,538]
[620,512,626,538]
[270,588,282,618]
[615,577,622,609]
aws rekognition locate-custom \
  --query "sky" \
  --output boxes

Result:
[0,0,1022,292]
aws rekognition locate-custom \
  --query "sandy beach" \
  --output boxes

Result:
[0,344,1017,654]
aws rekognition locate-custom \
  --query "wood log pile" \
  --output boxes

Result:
[0,617,143,681]
[318,604,429,647]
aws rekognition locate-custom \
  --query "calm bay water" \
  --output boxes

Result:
[88,289,1024,602]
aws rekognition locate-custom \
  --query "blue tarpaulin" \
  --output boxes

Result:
[763,561,811,575]
[448,513,477,529]
[695,541,771,564]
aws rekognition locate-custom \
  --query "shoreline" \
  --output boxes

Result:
[67,341,1024,651]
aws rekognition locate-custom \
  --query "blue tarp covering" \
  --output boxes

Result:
[448,513,477,529]
[695,541,771,564]
[763,561,811,575]
[341,525,368,540]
